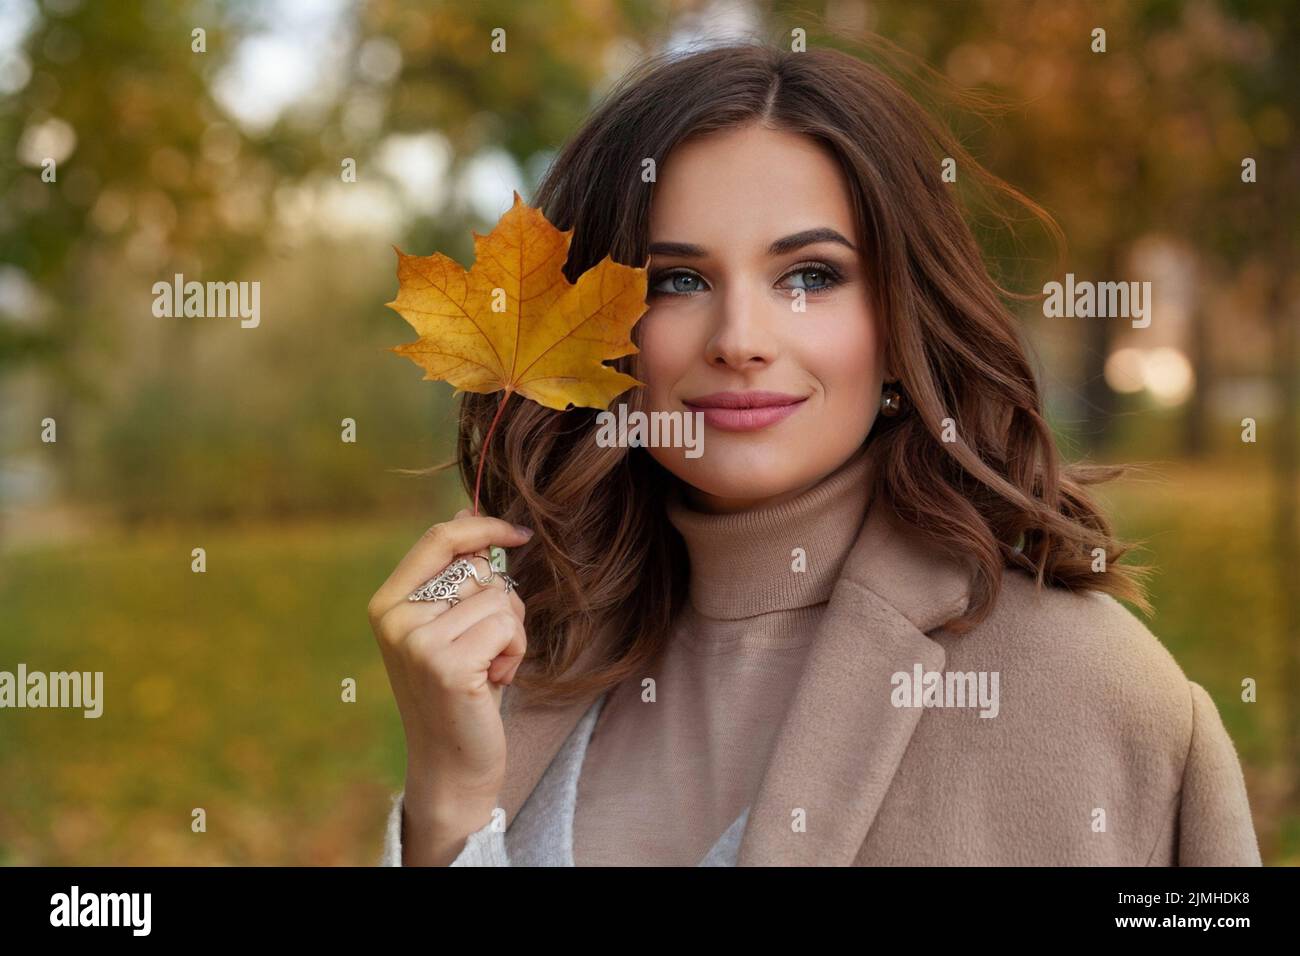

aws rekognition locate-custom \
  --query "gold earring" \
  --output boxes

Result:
[880,385,902,417]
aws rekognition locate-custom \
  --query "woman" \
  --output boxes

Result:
[369,42,1261,866]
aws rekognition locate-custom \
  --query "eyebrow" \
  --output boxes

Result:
[647,227,857,259]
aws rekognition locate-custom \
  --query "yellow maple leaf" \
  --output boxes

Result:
[386,190,647,412]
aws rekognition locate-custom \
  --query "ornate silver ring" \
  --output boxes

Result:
[408,555,496,605]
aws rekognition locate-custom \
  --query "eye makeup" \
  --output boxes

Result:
[647,258,851,298]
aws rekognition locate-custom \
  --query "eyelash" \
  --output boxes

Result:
[647,260,846,298]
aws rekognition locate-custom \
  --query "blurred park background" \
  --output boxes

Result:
[0,0,1296,865]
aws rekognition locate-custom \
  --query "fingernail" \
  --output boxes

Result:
[513,524,534,538]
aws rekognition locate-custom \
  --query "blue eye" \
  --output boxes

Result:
[781,264,841,292]
[649,270,707,296]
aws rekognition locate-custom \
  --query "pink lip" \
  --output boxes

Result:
[682,391,809,432]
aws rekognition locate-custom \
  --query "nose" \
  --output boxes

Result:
[703,279,779,371]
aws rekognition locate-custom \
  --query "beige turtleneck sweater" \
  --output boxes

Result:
[570,443,876,866]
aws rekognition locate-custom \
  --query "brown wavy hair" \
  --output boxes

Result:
[436,40,1149,707]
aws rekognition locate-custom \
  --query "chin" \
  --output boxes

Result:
[654,445,811,502]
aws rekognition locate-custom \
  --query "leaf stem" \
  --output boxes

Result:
[473,390,510,516]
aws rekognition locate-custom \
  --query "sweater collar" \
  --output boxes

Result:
[664,441,878,620]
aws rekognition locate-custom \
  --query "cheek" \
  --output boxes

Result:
[801,302,883,410]
[637,310,696,405]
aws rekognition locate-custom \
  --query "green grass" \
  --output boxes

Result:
[0,462,1295,864]
[0,515,421,865]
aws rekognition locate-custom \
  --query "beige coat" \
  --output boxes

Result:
[496,501,1263,866]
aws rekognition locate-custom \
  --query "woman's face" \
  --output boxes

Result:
[638,122,886,513]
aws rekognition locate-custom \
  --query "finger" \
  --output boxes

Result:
[374,515,531,611]
[377,571,496,635]
[381,560,525,640]
[404,586,519,653]
[454,509,517,592]
[503,655,524,684]
[443,609,527,682]
[455,509,505,573]
[489,653,519,685]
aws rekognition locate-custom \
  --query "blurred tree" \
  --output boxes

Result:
[0,0,253,531]
[339,0,668,256]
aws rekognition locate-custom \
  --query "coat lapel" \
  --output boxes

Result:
[735,501,972,866]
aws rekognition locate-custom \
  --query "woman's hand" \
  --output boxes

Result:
[368,508,532,863]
